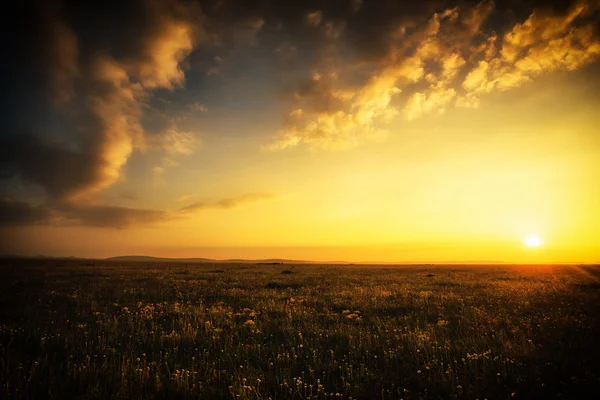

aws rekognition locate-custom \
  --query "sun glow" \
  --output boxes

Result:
[525,235,543,248]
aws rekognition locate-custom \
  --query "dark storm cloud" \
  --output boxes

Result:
[0,134,104,200]
[0,198,55,227]
[0,197,169,228]
[2,0,203,202]
[0,193,275,228]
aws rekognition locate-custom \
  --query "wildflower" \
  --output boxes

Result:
[244,320,255,326]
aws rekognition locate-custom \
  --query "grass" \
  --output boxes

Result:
[1,260,599,399]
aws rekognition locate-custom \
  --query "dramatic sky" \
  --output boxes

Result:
[1,0,599,263]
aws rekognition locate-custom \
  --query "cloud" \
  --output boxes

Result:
[265,0,600,150]
[265,4,475,149]
[46,17,80,104]
[404,87,457,120]
[135,12,200,89]
[463,1,600,102]
[179,193,276,213]
[4,0,600,191]
[0,192,276,228]
[160,127,197,155]
[189,102,207,113]
[61,204,169,228]
[351,0,364,13]
[0,198,55,227]
[307,11,324,26]
[0,197,167,228]
[0,53,146,201]
[0,134,104,200]
[144,126,197,182]
[2,0,203,201]
[514,25,600,73]
[119,191,140,201]
[500,3,587,63]
[462,60,490,92]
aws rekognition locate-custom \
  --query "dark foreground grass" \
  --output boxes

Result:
[1,260,599,399]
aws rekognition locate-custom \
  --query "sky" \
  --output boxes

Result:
[1,0,599,263]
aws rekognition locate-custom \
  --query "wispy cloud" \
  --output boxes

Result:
[179,193,277,213]
[159,127,197,155]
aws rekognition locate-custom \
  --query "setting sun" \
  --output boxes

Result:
[525,235,543,248]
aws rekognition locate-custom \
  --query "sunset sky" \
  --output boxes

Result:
[1,0,599,263]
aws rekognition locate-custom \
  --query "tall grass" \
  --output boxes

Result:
[1,261,599,399]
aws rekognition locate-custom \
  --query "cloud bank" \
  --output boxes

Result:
[1,0,599,228]
[0,193,275,229]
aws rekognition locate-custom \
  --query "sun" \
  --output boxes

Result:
[524,235,543,248]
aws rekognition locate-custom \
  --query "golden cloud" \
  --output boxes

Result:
[268,0,600,150]
[137,21,197,89]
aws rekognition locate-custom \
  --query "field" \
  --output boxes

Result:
[1,260,599,399]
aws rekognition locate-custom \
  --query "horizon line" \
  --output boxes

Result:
[1,253,597,266]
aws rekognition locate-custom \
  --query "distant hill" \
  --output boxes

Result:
[105,255,213,263]
[104,255,311,264]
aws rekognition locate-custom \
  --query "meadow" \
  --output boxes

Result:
[1,260,599,399]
